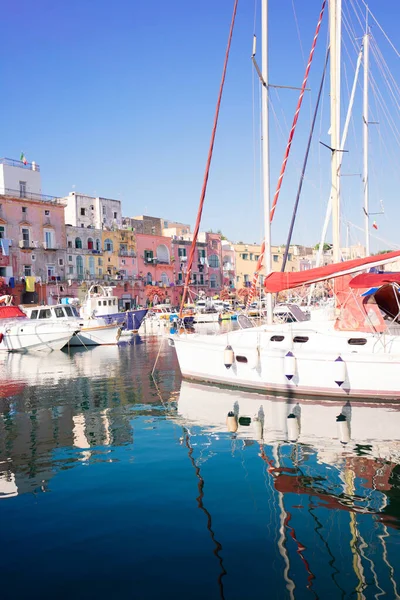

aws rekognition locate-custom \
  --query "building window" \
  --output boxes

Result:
[144,250,153,263]
[22,206,27,213]
[90,205,94,210]
[89,256,95,276]
[104,238,113,252]
[44,230,53,249]
[199,274,204,285]
[208,254,219,268]
[80,207,86,216]
[45,210,50,216]
[68,255,73,262]
[198,249,206,260]
[47,265,55,279]
[241,253,248,260]
[24,265,32,276]
[31,254,36,261]
[95,239,101,251]
[113,212,117,219]
[147,272,152,284]
[161,272,169,285]
[210,274,217,289]
[69,266,74,275]
[287,253,292,261]
[98,258,103,266]
[75,237,82,249]
[58,259,64,266]
[244,274,249,283]
[178,248,186,258]
[68,241,72,248]
[102,206,106,215]
[0,225,5,239]
[98,267,102,276]
[19,181,27,198]
[164,221,169,228]
[76,255,84,279]
[273,255,279,262]
[21,228,30,248]
[87,237,94,250]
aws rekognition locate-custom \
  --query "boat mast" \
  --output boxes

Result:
[330,0,341,263]
[363,14,370,256]
[261,0,273,324]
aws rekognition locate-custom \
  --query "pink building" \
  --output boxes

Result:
[135,233,175,305]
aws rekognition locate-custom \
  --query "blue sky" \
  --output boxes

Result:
[3,0,400,251]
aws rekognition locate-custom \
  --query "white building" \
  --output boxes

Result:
[63,191,122,230]
[0,157,42,199]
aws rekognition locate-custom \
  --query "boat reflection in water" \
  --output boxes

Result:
[177,381,400,598]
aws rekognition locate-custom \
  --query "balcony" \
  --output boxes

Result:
[119,250,136,257]
[43,241,58,250]
[1,188,62,204]
[19,240,37,250]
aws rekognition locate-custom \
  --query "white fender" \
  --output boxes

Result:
[248,349,260,370]
[284,352,296,381]
[334,356,346,387]
[226,411,238,433]
[336,414,350,444]
[252,417,263,441]
[287,413,299,442]
[224,345,234,369]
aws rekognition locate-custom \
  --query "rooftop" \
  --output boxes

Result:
[0,157,40,172]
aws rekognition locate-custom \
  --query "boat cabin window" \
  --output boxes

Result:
[348,338,367,346]
[103,301,107,306]
[98,301,102,306]
[54,307,65,318]
[271,335,285,342]
[64,306,74,317]
[236,355,248,363]
[30,310,38,319]
[108,300,112,306]
[113,299,116,306]
[71,307,79,317]
[39,309,52,319]
[293,336,309,343]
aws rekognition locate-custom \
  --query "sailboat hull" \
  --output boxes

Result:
[172,323,400,399]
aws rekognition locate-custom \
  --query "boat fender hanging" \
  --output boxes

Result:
[334,356,346,387]
[226,411,238,433]
[287,413,299,442]
[224,345,234,369]
[284,352,296,380]
[0,333,3,344]
[336,414,350,445]
[248,349,259,370]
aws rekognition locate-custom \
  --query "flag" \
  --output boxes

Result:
[372,221,378,230]
[20,152,27,165]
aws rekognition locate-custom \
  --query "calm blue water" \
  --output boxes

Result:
[1,336,400,599]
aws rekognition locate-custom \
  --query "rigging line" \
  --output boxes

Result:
[281,48,330,273]
[359,0,400,59]
[340,218,400,249]
[246,0,327,310]
[370,39,400,115]
[178,0,238,318]
[183,429,227,599]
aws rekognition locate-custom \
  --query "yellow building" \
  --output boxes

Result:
[233,243,311,289]
[102,228,136,280]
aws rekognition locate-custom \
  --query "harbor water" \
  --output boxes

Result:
[1,334,400,599]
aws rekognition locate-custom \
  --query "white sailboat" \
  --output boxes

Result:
[172,0,400,399]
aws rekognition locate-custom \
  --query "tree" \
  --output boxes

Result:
[145,285,167,305]
[314,243,332,252]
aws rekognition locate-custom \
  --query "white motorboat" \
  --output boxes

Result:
[23,303,121,346]
[0,296,78,352]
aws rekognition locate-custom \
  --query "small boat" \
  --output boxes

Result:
[0,295,78,352]
[79,285,148,333]
[23,303,121,346]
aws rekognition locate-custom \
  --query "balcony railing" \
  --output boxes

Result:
[119,250,136,257]
[0,157,41,171]
[1,188,62,204]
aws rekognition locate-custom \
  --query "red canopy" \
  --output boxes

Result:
[349,272,400,289]
[264,250,400,293]
[0,305,26,319]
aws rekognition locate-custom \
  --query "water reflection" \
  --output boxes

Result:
[1,344,400,599]
[177,382,400,598]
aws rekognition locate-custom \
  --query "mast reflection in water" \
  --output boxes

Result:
[1,339,400,599]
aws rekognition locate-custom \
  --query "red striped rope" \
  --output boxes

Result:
[179,0,239,318]
[246,0,326,310]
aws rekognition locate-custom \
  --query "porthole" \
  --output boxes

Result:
[236,355,248,363]
[348,338,367,346]
[271,335,285,342]
[293,336,309,343]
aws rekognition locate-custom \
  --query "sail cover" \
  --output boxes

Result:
[263,250,400,293]
[349,272,400,289]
